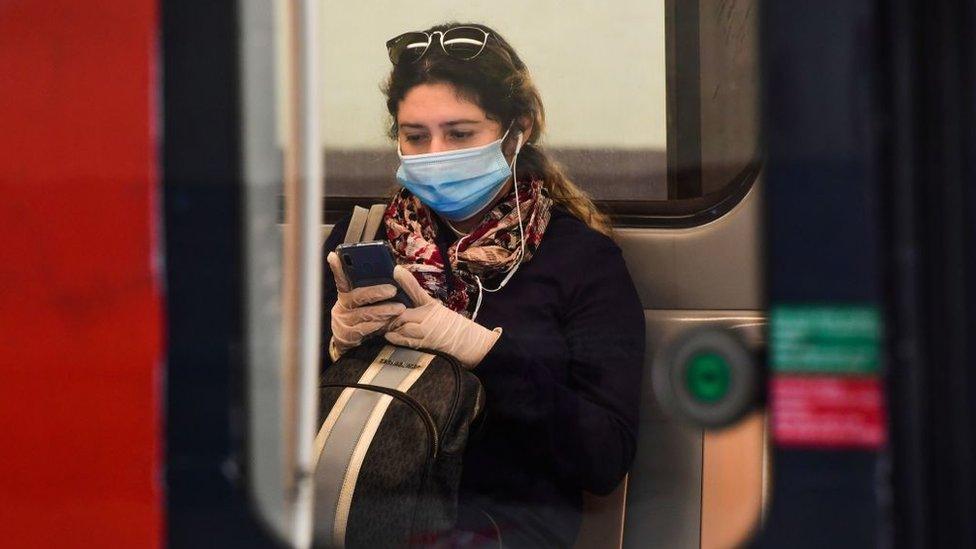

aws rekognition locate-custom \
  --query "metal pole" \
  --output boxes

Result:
[291,0,322,546]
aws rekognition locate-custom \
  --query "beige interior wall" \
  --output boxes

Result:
[297,0,666,151]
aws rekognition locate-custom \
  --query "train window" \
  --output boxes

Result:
[316,0,760,227]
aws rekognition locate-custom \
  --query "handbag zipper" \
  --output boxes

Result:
[321,382,439,459]
[414,347,464,445]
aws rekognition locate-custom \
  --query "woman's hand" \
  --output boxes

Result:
[326,252,406,360]
[386,265,501,368]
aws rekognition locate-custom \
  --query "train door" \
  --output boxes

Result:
[754,0,976,547]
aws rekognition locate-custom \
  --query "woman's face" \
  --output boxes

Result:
[396,82,504,156]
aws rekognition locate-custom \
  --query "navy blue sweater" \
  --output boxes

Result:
[321,206,645,548]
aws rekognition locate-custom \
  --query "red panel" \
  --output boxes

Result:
[0,2,162,547]
[771,376,887,450]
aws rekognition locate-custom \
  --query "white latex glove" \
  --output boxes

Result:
[385,265,501,368]
[327,251,406,360]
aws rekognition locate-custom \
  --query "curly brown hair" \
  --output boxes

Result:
[382,22,612,237]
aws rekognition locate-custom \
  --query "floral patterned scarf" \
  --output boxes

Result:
[384,179,553,317]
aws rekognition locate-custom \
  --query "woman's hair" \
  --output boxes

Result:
[382,22,613,237]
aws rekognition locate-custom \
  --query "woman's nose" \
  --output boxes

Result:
[427,135,449,153]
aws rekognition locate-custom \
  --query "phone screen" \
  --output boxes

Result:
[336,241,413,307]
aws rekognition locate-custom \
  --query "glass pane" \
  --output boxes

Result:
[319,1,668,202]
[698,0,760,196]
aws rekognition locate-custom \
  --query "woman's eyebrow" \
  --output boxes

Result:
[440,119,482,126]
[399,120,483,129]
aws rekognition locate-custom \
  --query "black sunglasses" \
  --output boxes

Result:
[386,26,491,65]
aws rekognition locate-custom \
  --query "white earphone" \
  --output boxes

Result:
[468,130,525,320]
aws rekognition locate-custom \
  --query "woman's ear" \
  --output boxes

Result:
[504,115,533,157]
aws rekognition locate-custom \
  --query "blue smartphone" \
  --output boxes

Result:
[335,241,414,308]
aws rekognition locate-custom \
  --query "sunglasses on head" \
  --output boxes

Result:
[386,26,491,65]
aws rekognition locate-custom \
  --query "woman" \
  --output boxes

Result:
[321,22,645,548]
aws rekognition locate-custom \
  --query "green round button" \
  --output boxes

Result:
[684,352,731,403]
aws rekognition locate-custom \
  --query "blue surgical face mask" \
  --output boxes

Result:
[396,129,520,221]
